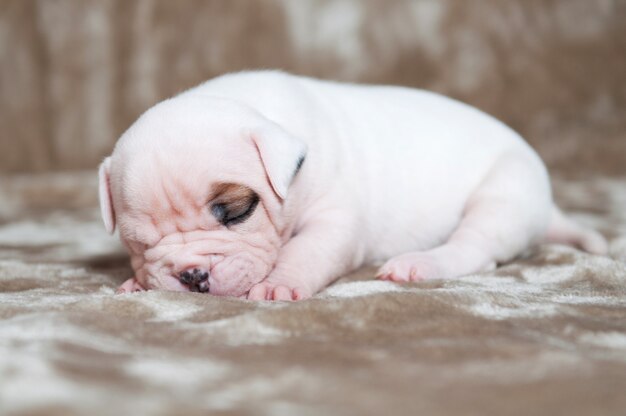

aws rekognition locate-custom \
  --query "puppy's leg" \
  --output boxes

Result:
[248,217,358,301]
[377,153,552,282]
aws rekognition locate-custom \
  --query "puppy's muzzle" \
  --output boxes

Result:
[179,268,210,293]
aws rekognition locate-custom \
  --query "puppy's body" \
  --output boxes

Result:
[101,71,606,300]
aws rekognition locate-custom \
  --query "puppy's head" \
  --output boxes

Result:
[98,96,306,296]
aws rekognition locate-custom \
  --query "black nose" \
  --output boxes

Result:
[179,268,210,293]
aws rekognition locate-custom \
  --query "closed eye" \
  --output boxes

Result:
[211,194,259,226]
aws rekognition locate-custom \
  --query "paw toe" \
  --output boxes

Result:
[292,287,310,301]
[247,284,268,301]
[376,266,410,282]
[116,277,146,294]
[247,282,310,302]
[377,253,445,283]
[272,286,294,301]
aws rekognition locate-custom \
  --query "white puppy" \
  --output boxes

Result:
[99,71,607,300]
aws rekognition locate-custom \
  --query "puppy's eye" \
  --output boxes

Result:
[211,204,228,223]
[211,194,259,226]
[209,183,261,227]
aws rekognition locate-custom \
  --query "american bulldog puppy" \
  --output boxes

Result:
[99,71,607,301]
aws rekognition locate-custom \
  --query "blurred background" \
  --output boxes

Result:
[1,0,625,176]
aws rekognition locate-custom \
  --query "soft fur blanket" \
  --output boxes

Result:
[1,172,625,416]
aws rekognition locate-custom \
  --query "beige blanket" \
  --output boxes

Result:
[1,172,625,416]
[2,1,626,414]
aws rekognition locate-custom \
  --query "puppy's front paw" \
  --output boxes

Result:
[247,278,311,301]
[376,252,447,282]
[116,277,147,294]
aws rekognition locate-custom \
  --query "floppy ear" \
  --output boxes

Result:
[251,123,307,199]
[98,157,116,234]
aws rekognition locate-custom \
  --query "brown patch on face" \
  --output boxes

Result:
[209,183,260,226]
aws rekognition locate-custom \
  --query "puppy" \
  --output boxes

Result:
[99,71,607,300]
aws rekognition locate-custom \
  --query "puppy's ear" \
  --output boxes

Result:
[251,123,307,199]
[98,157,116,234]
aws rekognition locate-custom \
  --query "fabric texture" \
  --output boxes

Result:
[0,173,625,415]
